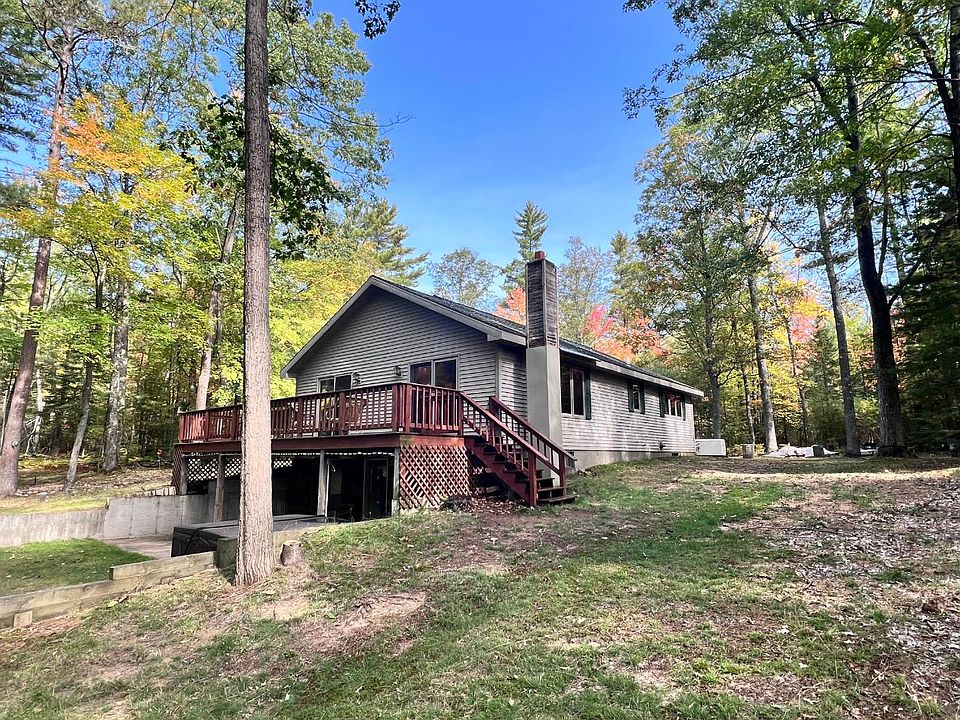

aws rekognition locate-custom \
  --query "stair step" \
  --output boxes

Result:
[537,493,577,505]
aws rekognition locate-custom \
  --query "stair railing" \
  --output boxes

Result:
[487,396,577,476]
[460,393,569,506]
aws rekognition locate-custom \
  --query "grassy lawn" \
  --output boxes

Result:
[0,458,173,515]
[0,456,958,718]
[0,539,150,595]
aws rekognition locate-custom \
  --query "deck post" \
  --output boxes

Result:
[391,383,400,432]
[391,448,401,516]
[316,450,328,517]
[213,454,226,521]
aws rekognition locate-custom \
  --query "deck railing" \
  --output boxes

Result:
[177,382,466,443]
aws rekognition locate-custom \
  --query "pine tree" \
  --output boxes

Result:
[502,201,548,294]
[348,200,427,285]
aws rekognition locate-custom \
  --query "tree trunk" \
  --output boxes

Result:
[0,38,72,496]
[236,0,274,587]
[102,281,130,472]
[844,77,905,452]
[817,200,860,456]
[703,297,723,437]
[747,273,778,452]
[732,317,756,445]
[781,314,809,445]
[768,278,809,445]
[23,373,44,456]
[64,360,93,491]
[195,194,240,411]
[740,362,755,445]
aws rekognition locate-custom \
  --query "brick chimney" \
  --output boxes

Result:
[525,251,562,451]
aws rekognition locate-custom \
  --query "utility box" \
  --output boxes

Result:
[696,439,727,457]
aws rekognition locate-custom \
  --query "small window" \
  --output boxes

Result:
[663,392,684,418]
[561,366,588,417]
[629,383,644,413]
[317,374,352,393]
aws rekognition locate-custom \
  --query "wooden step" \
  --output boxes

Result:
[538,493,577,505]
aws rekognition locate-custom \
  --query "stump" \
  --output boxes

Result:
[279,541,303,567]
[742,443,755,459]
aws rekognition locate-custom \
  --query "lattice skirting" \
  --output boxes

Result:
[397,444,484,510]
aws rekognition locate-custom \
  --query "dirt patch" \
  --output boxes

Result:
[0,615,81,654]
[298,591,429,657]
[723,671,822,707]
[729,462,960,712]
[602,655,680,699]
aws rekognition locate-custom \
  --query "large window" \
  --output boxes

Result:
[628,382,645,413]
[410,358,458,388]
[560,366,589,417]
[317,374,352,393]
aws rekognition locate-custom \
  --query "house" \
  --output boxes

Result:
[172,252,702,522]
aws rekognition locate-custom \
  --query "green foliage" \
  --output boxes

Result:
[431,247,501,309]
[0,0,43,149]
[558,236,612,342]
[502,200,548,294]
[343,199,427,285]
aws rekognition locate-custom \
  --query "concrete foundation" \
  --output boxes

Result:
[571,448,694,469]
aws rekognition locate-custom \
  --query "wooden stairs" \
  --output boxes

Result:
[460,395,577,506]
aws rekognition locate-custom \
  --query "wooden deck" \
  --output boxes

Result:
[178,382,462,444]
[176,382,576,506]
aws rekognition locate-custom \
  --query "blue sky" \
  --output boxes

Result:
[325,1,682,272]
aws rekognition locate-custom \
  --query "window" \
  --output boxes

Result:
[409,358,458,388]
[628,383,645,413]
[434,359,457,389]
[662,392,684,418]
[560,366,590,417]
[317,374,352,393]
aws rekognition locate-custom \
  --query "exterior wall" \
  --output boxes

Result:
[496,347,527,417]
[292,290,498,402]
[560,370,696,468]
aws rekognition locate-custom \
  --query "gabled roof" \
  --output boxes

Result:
[281,275,703,397]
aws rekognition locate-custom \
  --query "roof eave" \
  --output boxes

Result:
[281,276,514,378]
[565,353,704,398]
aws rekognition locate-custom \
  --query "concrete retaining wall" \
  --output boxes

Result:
[0,495,210,547]
[102,495,208,540]
[0,551,217,627]
[0,509,107,547]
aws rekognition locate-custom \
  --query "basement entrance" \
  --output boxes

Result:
[326,453,394,522]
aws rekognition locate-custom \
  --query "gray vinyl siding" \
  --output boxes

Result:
[496,347,527,417]
[560,370,696,455]
[291,289,498,401]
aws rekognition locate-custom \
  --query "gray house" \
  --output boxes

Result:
[174,253,701,521]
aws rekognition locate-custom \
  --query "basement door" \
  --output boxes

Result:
[326,454,393,522]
